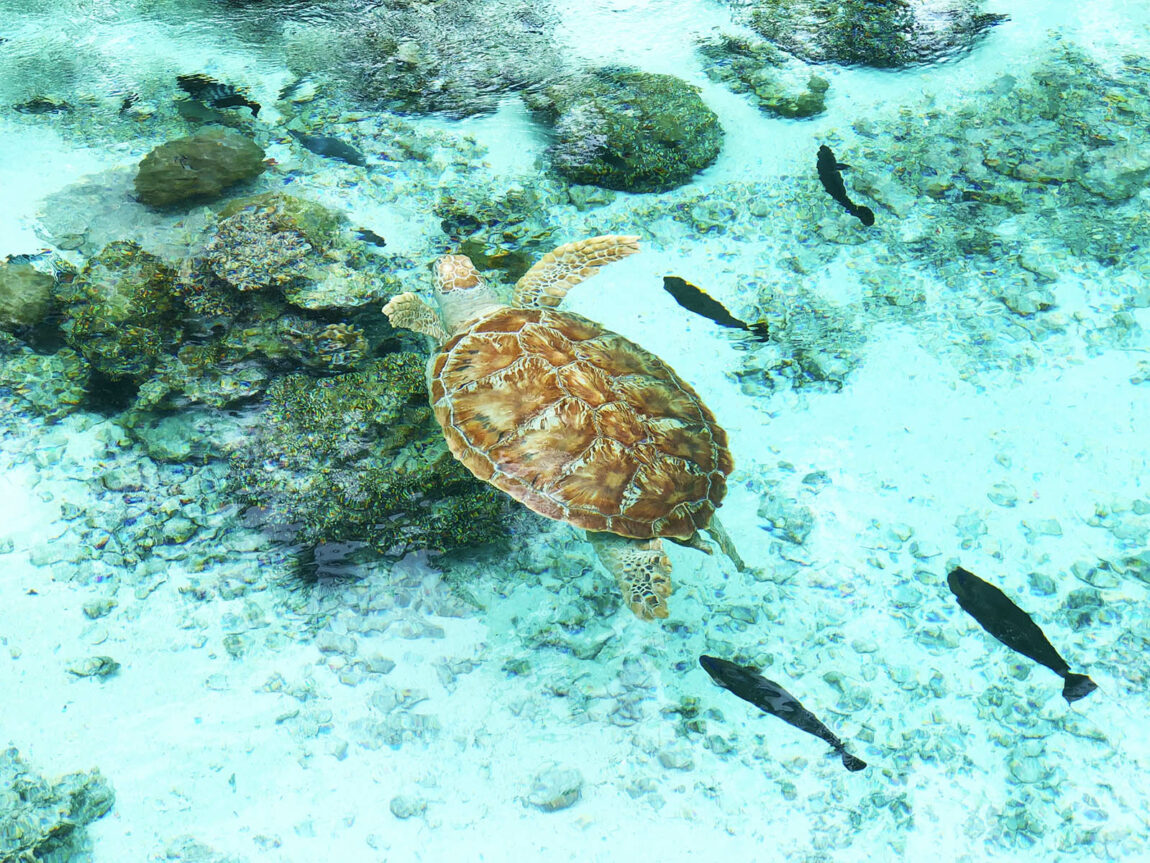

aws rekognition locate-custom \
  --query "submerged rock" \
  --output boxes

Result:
[527,68,723,193]
[0,261,54,328]
[134,126,266,207]
[59,241,182,380]
[698,33,829,119]
[745,0,1007,68]
[0,346,90,421]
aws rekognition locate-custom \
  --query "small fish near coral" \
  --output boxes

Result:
[355,227,387,247]
[176,73,261,117]
[699,655,867,772]
[947,566,1097,704]
[13,97,71,114]
[288,129,367,167]
[816,144,875,227]
[662,276,769,342]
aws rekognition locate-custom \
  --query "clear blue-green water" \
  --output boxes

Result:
[1,0,1149,860]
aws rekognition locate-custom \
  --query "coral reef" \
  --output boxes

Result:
[434,182,564,284]
[230,353,508,556]
[134,126,266,207]
[0,747,114,862]
[284,0,561,117]
[0,346,91,421]
[58,241,182,381]
[204,206,315,292]
[205,193,393,310]
[526,68,723,193]
[743,0,1007,68]
[697,34,829,119]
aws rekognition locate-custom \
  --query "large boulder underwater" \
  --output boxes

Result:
[134,126,266,207]
[525,68,724,193]
[743,0,1007,68]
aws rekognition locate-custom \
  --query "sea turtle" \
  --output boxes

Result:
[382,235,744,620]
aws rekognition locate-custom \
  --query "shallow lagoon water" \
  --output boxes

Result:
[1,0,1149,860]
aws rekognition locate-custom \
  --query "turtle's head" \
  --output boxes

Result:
[434,254,504,333]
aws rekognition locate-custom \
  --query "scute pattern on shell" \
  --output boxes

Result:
[431,306,733,539]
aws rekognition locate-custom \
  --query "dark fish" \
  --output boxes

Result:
[176,73,261,117]
[663,276,769,341]
[699,655,867,772]
[947,566,1097,704]
[355,228,387,247]
[13,97,71,114]
[4,250,51,265]
[289,130,367,166]
[119,92,139,114]
[816,145,875,227]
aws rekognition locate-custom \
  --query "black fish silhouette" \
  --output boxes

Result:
[289,130,367,166]
[13,97,71,114]
[947,566,1097,704]
[355,228,387,247]
[176,74,261,117]
[816,145,875,227]
[663,277,769,341]
[699,655,866,772]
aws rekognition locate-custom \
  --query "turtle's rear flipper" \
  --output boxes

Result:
[588,532,672,621]
[705,516,745,572]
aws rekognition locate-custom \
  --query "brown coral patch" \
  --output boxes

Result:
[445,356,559,447]
[487,397,595,487]
[548,438,635,516]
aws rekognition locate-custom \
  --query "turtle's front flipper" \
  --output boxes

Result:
[512,235,640,310]
[587,532,672,621]
[382,292,448,344]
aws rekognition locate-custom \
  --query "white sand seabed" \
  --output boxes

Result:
[2,0,1150,860]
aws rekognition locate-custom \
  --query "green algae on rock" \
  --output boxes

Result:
[134,126,266,207]
[744,0,1007,68]
[526,69,723,193]
[230,353,508,557]
[0,261,55,329]
[59,241,182,380]
[204,192,393,310]
[0,345,91,421]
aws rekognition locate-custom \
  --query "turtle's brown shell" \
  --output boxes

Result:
[429,306,733,539]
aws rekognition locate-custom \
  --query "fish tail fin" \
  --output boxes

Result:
[836,162,850,170]
[841,752,867,772]
[1062,672,1098,703]
[747,321,770,342]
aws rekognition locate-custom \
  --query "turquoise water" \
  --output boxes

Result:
[2,0,1149,860]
